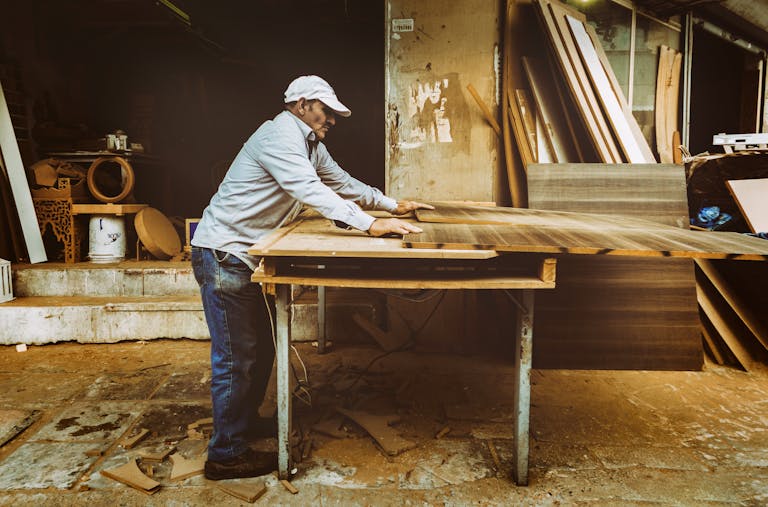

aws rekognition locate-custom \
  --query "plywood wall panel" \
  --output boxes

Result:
[385,0,501,202]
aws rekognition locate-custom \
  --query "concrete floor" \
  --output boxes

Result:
[0,339,765,506]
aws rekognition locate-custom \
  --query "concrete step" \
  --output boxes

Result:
[3,263,384,345]
[12,261,198,297]
[0,295,208,345]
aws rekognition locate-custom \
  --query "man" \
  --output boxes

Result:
[191,75,433,480]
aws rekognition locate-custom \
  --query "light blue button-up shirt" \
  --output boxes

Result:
[192,110,397,267]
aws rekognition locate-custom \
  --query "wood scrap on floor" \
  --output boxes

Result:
[100,458,160,495]
[352,313,407,352]
[121,428,149,449]
[169,452,206,481]
[311,415,348,439]
[217,479,267,503]
[280,479,299,494]
[0,409,40,447]
[137,445,176,463]
[336,407,417,456]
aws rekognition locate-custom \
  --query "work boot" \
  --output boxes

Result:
[204,448,277,480]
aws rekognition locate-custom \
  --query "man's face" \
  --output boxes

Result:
[299,99,336,140]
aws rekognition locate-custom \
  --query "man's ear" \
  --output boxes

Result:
[296,98,307,116]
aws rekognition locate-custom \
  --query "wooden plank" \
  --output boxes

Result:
[696,279,756,371]
[405,219,768,260]
[567,15,656,163]
[526,163,689,227]
[415,200,675,230]
[502,0,531,207]
[726,178,768,233]
[0,79,46,263]
[522,56,579,163]
[251,271,555,290]
[248,218,498,259]
[514,89,539,161]
[507,88,536,168]
[535,111,554,162]
[696,259,768,350]
[533,0,620,162]
[467,83,501,136]
[70,203,148,215]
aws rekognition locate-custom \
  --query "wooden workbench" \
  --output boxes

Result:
[249,217,556,485]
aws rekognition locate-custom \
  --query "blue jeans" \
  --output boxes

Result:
[191,247,275,461]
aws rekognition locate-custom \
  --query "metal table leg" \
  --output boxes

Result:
[317,285,327,354]
[275,284,292,479]
[512,289,534,485]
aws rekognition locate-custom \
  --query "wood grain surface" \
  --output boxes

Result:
[526,163,689,227]
[407,209,768,260]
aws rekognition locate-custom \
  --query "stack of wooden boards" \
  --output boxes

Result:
[501,0,659,208]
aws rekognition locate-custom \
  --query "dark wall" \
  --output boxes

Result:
[0,0,384,218]
[689,27,751,154]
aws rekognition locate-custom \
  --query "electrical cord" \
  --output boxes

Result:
[340,289,447,394]
[263,288,312,406]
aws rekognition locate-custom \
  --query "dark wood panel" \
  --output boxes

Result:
[526,163,701,370]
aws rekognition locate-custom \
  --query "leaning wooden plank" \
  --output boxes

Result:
[101,458,160,495]
[696,279,756,371]
[0,156,26,261]
[507,89,536,168]
[699,314,726,365]
[655,46,671,163]
[0,80,46,263]
[466,83,501,137]
[726,178,768,233]
[336,407,417,456]
[514,89,539,161]
[535,110,554,162]
[569,16,656,163]
[533,0,620,162]
[522,56,580,163]
[502,0,529,207]
[696,259,768,350]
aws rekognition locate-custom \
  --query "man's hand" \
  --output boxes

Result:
[392,200,435,216]
[368,218,423,237]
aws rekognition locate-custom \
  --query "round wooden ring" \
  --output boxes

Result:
[86,156,135,203]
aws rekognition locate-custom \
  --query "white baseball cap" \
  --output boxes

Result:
[283,75,351,117]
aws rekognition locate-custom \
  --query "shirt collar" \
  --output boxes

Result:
[283,110,317,143]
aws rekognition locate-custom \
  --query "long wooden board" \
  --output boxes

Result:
[406,209,768,261]
[248,217,497,259]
